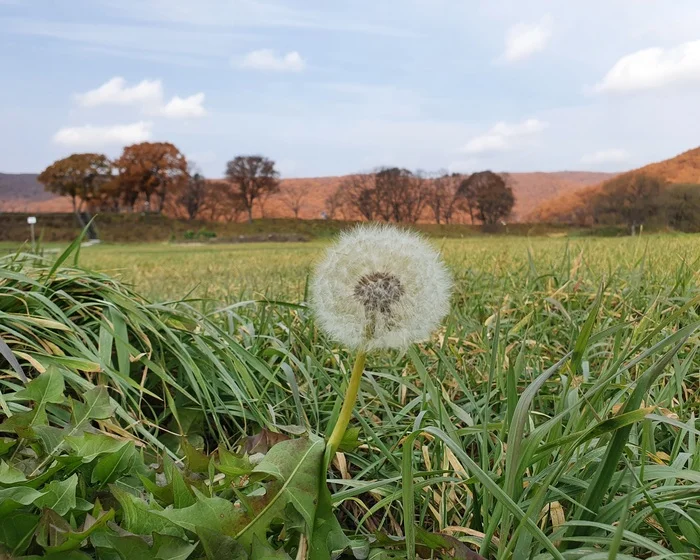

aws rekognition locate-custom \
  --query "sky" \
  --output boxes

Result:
[2,0,700,178]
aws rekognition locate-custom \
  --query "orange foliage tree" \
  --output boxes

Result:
[113,142,188,213]
[37,153,112,213]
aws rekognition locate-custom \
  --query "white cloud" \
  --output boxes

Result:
[239,49,306,72]
[75,77,207,119]
[594,40,700,93]
[158,93,207,118]
[501,16,553,63]
[462,119,548,155]
[580,149,630,164]
[75,77,163,108]
[52,121,153,148]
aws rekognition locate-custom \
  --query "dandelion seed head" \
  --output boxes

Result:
[311,224,452,351]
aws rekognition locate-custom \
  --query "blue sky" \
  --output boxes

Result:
[2,0,700,178]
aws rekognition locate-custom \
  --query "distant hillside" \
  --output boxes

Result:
[531,147,700,222]
[0,171,613,221]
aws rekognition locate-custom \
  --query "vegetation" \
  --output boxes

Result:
[112,142,188,213]
[37,147,519,227]
[1,233,699,558]
[37,154,112,213]
[1,213,596,244]
[459,171,515,226]
[531,146,700,233]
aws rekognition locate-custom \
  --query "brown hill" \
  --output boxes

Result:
[0,171,612,221]
[531,147,700,222]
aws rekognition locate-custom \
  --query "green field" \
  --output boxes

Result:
[72,233,700,302]
[2,233,700,558]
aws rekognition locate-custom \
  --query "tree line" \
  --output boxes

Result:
[37,142,516,225]
[540,173,700,233]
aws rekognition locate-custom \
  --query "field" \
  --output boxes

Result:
[2,232,700,559]
[65,234,698,301]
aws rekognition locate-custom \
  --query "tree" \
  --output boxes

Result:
[457,175,478,224]
[280,183,309,219]
[458,171,514,225]
[592,173,665,233]
[199,180,248,223]
[660,183,700,232]
[339,174,377,220]
[225,156,280,223]
[113,142,188,213]
[176,167,208,220]
[37,153,112,213]
[373,167,427,223]
[324,187,344,220]
[425,172,464,224]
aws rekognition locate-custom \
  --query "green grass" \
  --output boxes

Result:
[1,232,700,558]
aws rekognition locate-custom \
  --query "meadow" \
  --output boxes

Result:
[1,232,700,559]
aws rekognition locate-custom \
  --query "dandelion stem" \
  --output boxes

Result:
[326,351,366,461]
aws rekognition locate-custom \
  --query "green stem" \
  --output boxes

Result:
[326,351,366,460]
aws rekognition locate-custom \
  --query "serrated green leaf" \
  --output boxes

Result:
[0,511,38,555]
[33,425,66,455]
[71,386,115,428]
[152,533,197,560]
[158,437,323,552]
[180,438,209,473]
[105,534,155,560]
[196,526,247,560]
[252,535,293,559]
[38,509,114,554]
[0,486,46,517]
[216,448,253,478]
[170,467,196,509]
[14,367,65,405]
[0,437,17,456]
[92,442,136,485]
[0,460,28,484]
[34,474,78,516]
[66,432,129,463]
[110,485,187,539]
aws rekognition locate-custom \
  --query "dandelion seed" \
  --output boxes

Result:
[311,224,452,351]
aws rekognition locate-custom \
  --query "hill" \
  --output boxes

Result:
[530,147,700,223]
[0,171,613,221]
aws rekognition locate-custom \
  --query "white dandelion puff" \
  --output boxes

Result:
[311,224,452,351]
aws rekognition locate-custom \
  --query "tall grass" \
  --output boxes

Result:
[1,234,699,558]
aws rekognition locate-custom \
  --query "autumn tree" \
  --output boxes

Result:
[591,173,665,233]
[37,153,112,213]
[176,167,208,220]
[224,156,280,223]
[113,142,188,213]
[280,183,309,219]
[425,172,465,224]
[458,170,514,225]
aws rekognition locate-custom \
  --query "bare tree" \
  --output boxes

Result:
[280,183,309,219]
[324,186,344,220]
[374,167,427,223]
[224,155,280,223]
[176,166,208,220]
[425,172,465,224]
[339,174,377,220]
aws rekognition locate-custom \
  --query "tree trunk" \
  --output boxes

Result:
[247,206,253,223]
